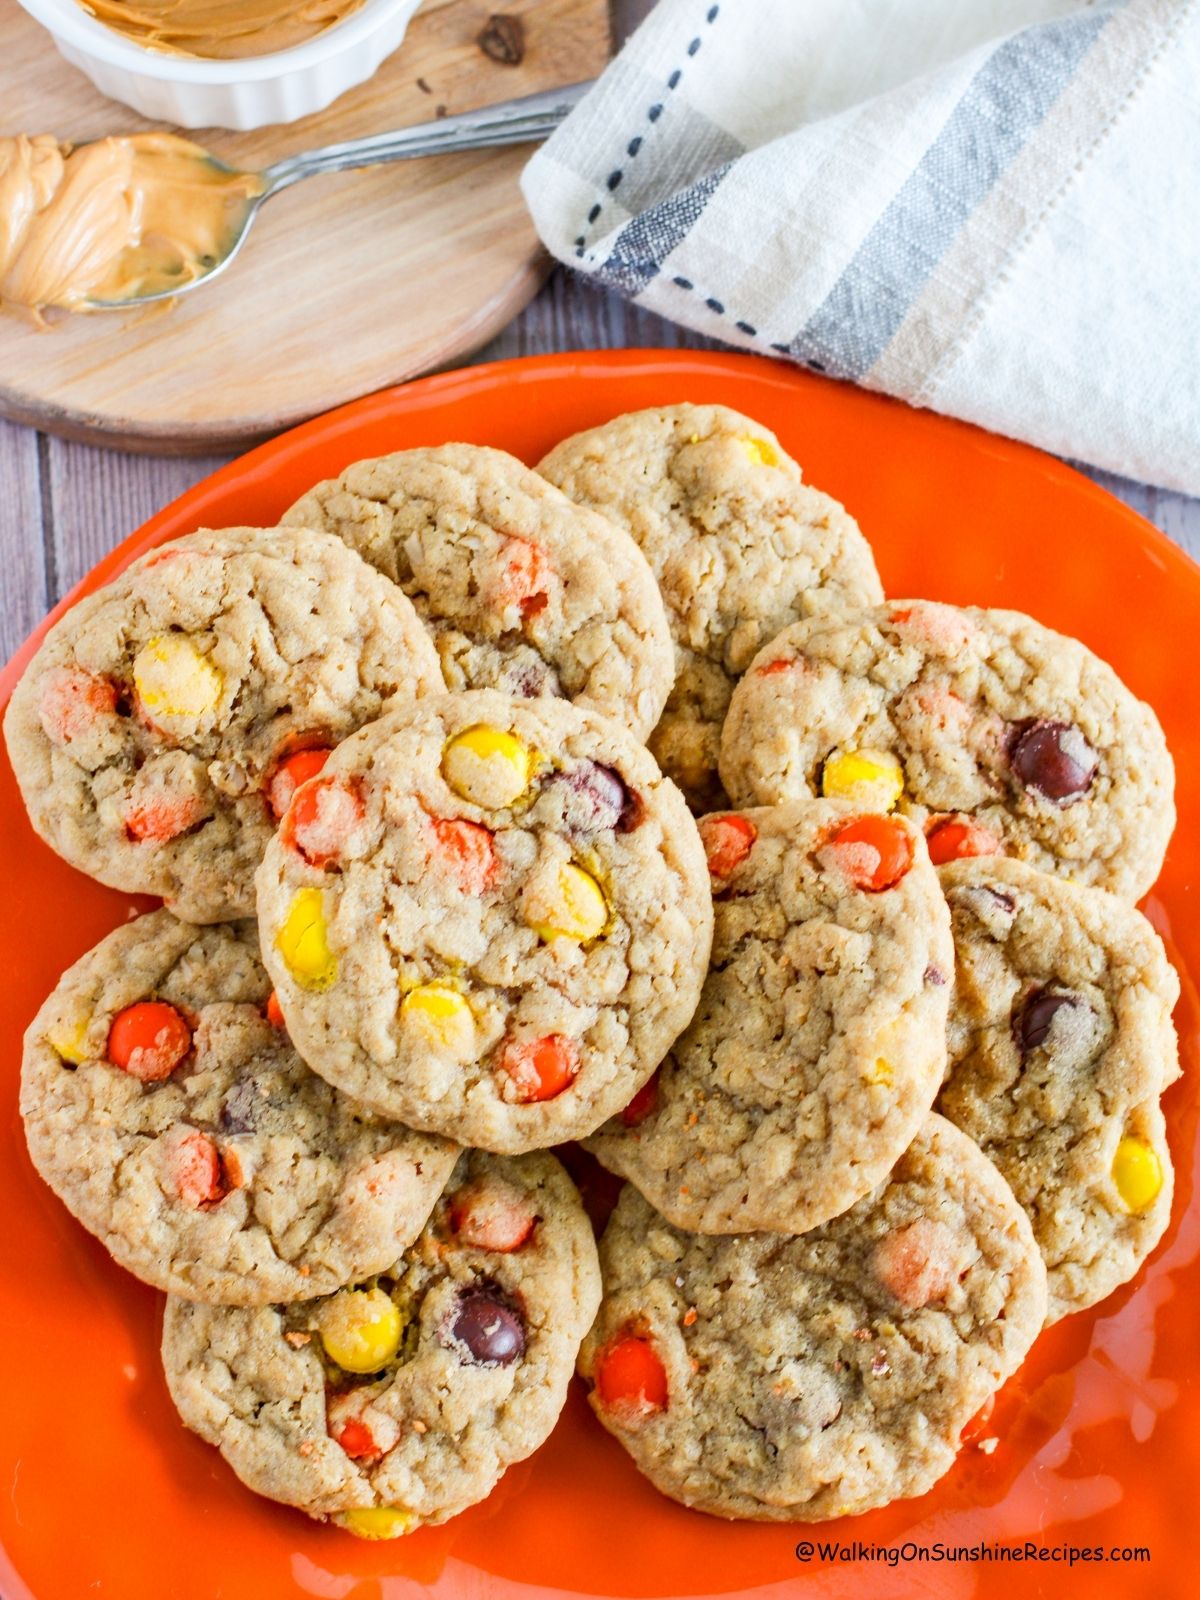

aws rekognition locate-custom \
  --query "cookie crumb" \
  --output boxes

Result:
[284,1331,311,1348]
[297,1440,314,1457]
[978,1436,999,1454]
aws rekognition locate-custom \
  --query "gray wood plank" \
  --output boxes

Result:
[0,419,48,663]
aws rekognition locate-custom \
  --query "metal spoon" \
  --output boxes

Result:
[88,80,593,311]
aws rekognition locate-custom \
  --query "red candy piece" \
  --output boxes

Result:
[283,777,363,866]
[38,668,118,746]
[595,1334,668,1417]
[925,814,1004,866]
[960,1392,996,1446]
[125,792,202,843]
[620,1073,659,1127]
[107,1002,192,1082]
[267,747,331,821]
[332,1416,381,1461]
[493,537,551,620]
[431,817,499,894]
[170,1130,226,1208]
[698,813,756,880]
[825,815,914,892]
[265,991,286,1029]
[449,1180,536,1252]
[496,1034,578,1103]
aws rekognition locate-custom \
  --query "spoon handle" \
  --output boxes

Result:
[261,81,595,193]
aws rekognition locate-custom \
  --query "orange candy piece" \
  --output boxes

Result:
[431,817,499,894]
[825,815,914,892]
[268,747,331,821]
[494,537,551,619]
[265,991,286,1029]
[283,776,363,866]
[449,1179,536,1252]
[169,1129,226,1208]
[595,1334,668,1415]
[698,813,756,880]
[107,1001,192,1082]
[332,1417,382,1461]
[39,667,118,745]
[124,792,202,843]
[755,656,794,677]
[496,1034,578,1103]
[925,814,1005,865]
[620,1073,659,1127]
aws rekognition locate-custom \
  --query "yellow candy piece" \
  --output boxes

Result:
[863,1057,893,1088]
[400,983,476,1057]
[821,748,905,811]
[275,888,337,991]
[337,1506,415,1540]
[48,1018,89,1065]
[442,725,531,810]
[1112,1136,1163,1214]
[740,435,780,468]
[133,635,222,721]
[529,861,608,943]
[318,1286,403,1374]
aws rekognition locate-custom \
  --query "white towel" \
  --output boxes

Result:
[522,0,1200,497]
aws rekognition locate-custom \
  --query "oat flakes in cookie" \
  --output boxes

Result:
[581,1115,1047,1522]
[719,600,1174,900]
[937,857,1179,1323]
[585,801,952,1234]
[21,911,457,1304]
[3,525,443,923]
[283,444,674,740]
[162,1150,601,1537]
[256,690,713,1152]
[537,403,883,810]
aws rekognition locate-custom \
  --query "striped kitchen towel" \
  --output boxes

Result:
[522,0,1200,496]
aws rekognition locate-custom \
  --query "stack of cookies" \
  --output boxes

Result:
[4,404,1180,1537]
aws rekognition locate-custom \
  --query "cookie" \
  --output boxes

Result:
[255,690,713,1152]
[537,403,883,810]
[3,525,443,923]
[580,1115,1047,1522]
[162,1150,601,1536]
[719,600,1174,900]
[585,801,952,1234]
[283,444,674,740]
[20,911,457,1304]
[937,857,1179,1323]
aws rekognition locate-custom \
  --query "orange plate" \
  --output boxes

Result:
[1,351,1197,1600]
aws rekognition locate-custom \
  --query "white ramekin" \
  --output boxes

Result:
[16,0,422,131]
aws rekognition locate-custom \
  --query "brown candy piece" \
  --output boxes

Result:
[444,1288,525,1367]
[1010,720,1097,804]
[1016,989,1080,1055]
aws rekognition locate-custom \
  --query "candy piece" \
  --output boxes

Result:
[124,791,203,843]
[740,436,779,467]
[562,761,641,833]
[1112,1136,1163,1214]
[332,1416,381,1461]
[960,1393,996,1446]
[492,537,551,619]
[265,991,285,1029]
[444,1288,525,1366]
[132,635,223,722]
[526,861,608,942]
[336,1507,414,1540]
[442,725,531,809]
[219,1078,264,1135]
[267,747,331,821]
[863,1058,893,1088]
[449,1179,537,1252]
[107,1001,192,1082]
[621,1072,659,1127]
[870,1219,958,1308]
[48,1018,89,1065]
[400,984,477,1057]
[318,1286,403,1374]
[496,1034,578,1102]
[1010,720,1097,804]
[431,818,499,894]
[275,888,337,991]
[698,813,756,880]
[1015,989,1079,1056]
[755,656,795,677]
[889,602,976,653]
[283,777,363,867]
[823,815,914,892]
[38,667,118,745]
[168,1129,226,1208]
[326,1392,400,1462]
[821,749,905,812]
[926,814,1005,865]
[595,1334,668,1417]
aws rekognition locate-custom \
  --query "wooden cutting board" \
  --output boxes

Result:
[0,0,609,452]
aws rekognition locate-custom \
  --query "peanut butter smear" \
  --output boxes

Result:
[0,132,264,322]
[77,1,366,60]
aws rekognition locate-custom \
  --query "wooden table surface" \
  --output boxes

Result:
[2,0,1198,667]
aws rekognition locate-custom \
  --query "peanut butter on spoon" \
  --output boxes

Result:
[0,132,263,323]
[77,1,365,60]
